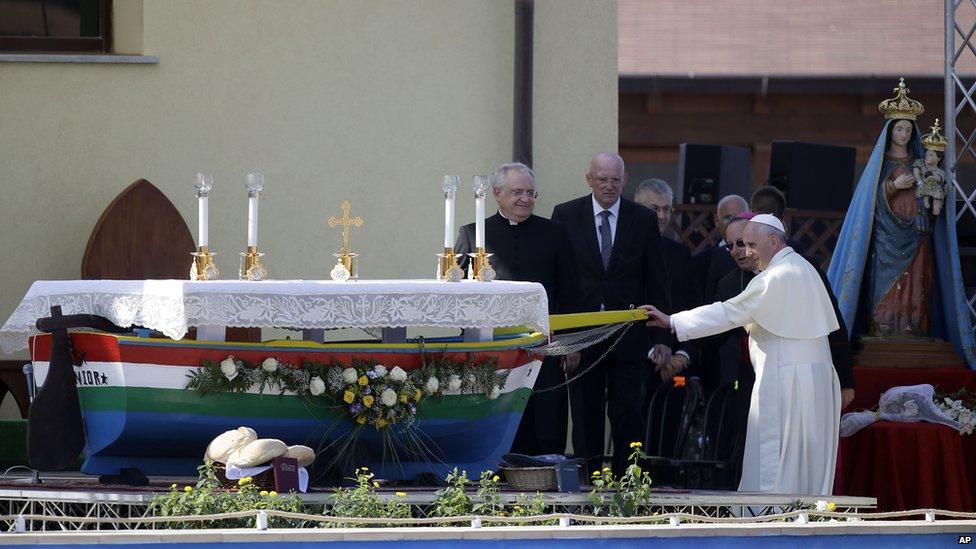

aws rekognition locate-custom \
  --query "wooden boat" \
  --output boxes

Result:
[28,329,545,480]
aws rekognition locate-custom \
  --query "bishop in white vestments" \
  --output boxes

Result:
[643,214,842,495]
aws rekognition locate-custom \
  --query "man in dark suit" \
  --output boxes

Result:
[693,194,748,304]
[551,152,671,475]
[633,178,702,383]
[709,213,855,484]
[456,162,578,456]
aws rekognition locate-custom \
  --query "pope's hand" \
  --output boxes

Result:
[640,305,670,330]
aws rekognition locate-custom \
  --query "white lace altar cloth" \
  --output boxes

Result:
[0,279,550,354]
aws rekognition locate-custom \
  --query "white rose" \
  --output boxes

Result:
[342,368,358,384]
[261,357,278,372]
[815,500,828,512]
[390,366,408,382]
[309,376,326,396]
[373,364,388,377]
[425,377,439,394]
[447,375,462,392]
[487,387,500,400]
[381,388,398,407]
[220,357,238,381]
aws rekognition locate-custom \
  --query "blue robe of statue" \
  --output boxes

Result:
[827,119,976,368]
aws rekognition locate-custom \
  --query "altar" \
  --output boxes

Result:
[0,279,551,354]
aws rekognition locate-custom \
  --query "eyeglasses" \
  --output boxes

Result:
[506,189,539,198]
[588,174,624,186]
[648,205,674,216]
[724,239,746,252]
[719,214,737,225]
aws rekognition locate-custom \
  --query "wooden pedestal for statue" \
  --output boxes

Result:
[855,337,966,369]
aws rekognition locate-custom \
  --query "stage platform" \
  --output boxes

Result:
[0,471,877,532]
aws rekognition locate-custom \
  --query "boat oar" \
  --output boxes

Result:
[493,308,650,337]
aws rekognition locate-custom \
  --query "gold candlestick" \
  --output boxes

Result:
[239,246,267,281]
[190,246,219,281]
[467,247,495,282]
[438,247,464,282]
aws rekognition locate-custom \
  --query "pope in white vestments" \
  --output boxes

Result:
[643,214,842,495]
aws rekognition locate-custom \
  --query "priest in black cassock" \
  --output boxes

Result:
[455,162,579,455]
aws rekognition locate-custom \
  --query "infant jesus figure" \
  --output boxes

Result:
[913,119,949,217]
[912,149,946,216]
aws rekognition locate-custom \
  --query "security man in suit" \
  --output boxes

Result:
[551,152,671,475]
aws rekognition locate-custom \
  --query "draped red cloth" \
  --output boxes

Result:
[836,367,976,511]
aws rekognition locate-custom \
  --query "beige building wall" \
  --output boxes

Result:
[0,1,617,362]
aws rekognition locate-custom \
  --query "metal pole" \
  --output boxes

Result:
[946,0,957,204]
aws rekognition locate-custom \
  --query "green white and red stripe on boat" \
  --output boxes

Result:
[28,332,544,480]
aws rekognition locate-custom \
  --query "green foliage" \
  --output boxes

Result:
[432,468,473,519]
[511,492,553,524]
[472,470,503,516]
[149,460,303,529]
[325,467,411,527]
[588,442,654,517]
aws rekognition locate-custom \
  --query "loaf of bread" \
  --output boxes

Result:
[204,427,257,463]
[227,438,288,468]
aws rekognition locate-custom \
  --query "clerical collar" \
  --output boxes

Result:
[497,211,520,226]
[591,195,621,218]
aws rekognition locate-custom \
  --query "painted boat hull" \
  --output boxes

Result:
[29,333,543,479]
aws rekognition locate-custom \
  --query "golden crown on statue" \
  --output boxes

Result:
[878,77,925,120]
[921,118,949,152]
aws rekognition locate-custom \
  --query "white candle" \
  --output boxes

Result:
[475,195,485,248]
[245,173,264,248]
[198,195,209,247]
[247,193,259,247]
[195,172,213,248]
[444,195,455,248]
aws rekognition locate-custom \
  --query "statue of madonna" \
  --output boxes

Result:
[828,79,976,367]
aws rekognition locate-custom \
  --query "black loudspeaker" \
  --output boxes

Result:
[768,141,856,212]
[677,144,752,205]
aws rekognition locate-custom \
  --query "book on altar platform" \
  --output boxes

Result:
[273,457,299,493]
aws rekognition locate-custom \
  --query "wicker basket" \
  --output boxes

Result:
[213,462,277,491]
[501,466,558,491]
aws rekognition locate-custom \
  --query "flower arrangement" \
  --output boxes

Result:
[186,355,507,431]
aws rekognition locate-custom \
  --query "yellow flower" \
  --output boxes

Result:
[591,470,601,477]
[602,467,611,473]
[826,502,837,512]
[492,475,500,483]
[399,393,408,403]
[358,375,369,386]
[363,395,374,407]
[414,389,422,402]
[373,481,380,488]
[268,491,278,497]
[356,415,367,425]
[183,486,193,493]
[395,492,407,497]
[629,441,643,449]
[259,490,269,496]
[343,391,356,404]
[238,476,252,486]
[170,483,177,489]
[375,418,388,429]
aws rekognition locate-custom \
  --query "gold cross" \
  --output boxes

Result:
[328,201,363,253]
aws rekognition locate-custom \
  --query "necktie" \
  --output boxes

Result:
[599,210,612,269]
